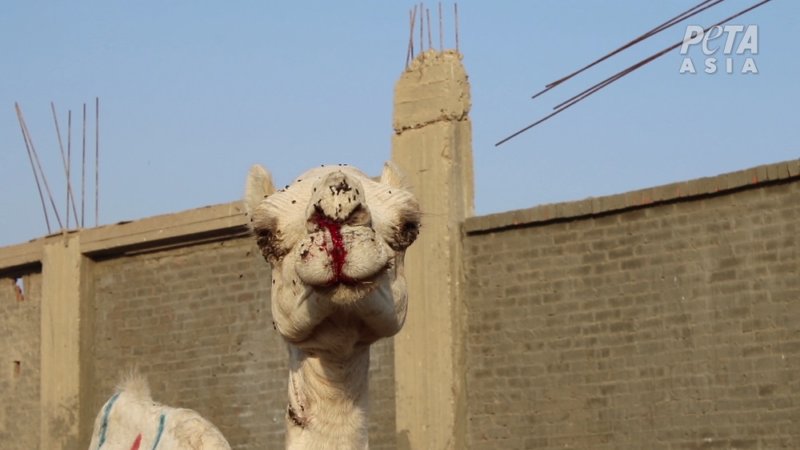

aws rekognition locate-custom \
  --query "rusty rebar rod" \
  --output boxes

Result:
[15,103,51,233]
[51,102,79,227]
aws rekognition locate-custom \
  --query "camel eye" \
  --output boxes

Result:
[393,219,420,250]
[252,218,289,263]
[402,220,419,235]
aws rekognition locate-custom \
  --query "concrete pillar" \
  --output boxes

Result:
[391,50,474,450]
[40,235,94,449]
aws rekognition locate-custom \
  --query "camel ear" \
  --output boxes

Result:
[244,164,276,217]
[380,161,409,189]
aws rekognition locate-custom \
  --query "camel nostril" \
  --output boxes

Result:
[307,171,370,224]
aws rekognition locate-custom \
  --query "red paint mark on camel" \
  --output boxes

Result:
[314,216,353,284]
[130,434,142,450]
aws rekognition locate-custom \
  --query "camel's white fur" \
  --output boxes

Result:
[88,373,230,449]
[246,162,420,449]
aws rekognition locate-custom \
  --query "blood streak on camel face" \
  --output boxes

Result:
[311,215,352,285]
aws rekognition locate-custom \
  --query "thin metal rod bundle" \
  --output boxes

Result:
[406,5,418,67]
[405,2,461,67]
[16,103,51,233]
[16,103,63,230]
[531,0,726,100]
[497,0,773,146]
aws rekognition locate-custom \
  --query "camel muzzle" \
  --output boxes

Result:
[296,171,388,288]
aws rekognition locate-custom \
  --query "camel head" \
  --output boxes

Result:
[245,163,420,347]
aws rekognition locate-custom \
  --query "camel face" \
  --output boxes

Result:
[245,163,420,347]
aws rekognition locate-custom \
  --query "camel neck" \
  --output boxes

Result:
[285,346,371,450]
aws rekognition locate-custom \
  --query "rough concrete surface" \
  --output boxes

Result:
[392,50,474,450]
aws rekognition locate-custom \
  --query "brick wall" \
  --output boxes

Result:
[3,160,798,450]
[0,272,41,450]
[91,238,279,448]
[464,178,800,449]
[90,236,397,450]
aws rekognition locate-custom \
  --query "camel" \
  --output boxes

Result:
[88,162,420,449]
[87,374,231,450]
[245,162,420,449]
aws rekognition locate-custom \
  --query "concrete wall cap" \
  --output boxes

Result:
[465,158,800,234]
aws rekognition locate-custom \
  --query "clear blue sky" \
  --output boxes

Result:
[1,1,797,247]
